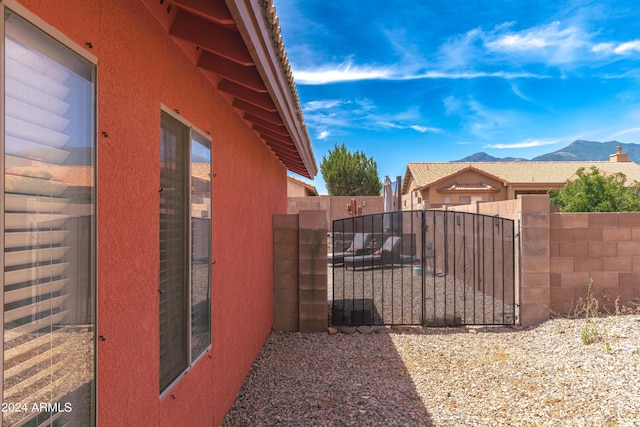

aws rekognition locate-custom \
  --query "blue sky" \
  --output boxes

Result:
[275,0,640,194]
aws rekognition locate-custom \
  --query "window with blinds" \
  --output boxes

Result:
[3,8,96,427]
[159,111,211,394]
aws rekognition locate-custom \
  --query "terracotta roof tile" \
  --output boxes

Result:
[406,161,640,191]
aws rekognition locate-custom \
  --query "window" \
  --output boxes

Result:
[159,111,211,394]
[3,8,96,427]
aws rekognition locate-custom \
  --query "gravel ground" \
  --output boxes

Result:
[330,264,515,326]
[222,314,640,427]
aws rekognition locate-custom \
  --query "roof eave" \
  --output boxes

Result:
[225,0,317,179]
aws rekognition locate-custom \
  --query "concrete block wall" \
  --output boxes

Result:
[273,211,327,333]
[298,211,328,333]
[550,212,640,314]
[272,214,299,332]
[288,196,384,231]
[518,195,551,327]
[451,195,640,326]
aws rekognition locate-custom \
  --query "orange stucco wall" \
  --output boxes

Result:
[11,1,285,425]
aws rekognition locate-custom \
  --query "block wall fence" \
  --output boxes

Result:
[288,196,384,231]
[273,211,328,333]
[277,197,640,330]
[450,195,640,326]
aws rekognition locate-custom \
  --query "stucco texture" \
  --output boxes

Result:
[13,1,285,425]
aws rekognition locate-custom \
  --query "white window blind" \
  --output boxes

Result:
[3,9,95,427]
[159,112,189,392]
[159,112,211,394]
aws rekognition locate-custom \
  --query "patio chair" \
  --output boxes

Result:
[344,236,402,270]
[328,232,372,265]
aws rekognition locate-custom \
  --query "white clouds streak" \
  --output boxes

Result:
[294,62,391,84]
[293,64,544,85]
[485,138,564,149]
[292,19,640,85]
[593,40,640,55]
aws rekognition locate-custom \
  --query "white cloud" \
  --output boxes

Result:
[292,62,546,86]
[485,138,563,149]
[484,21,590,65]
[509,82,534,103]
[614,40,640,55]
[610,127,640,140]
[317,130,330,140]
[592,42,615,53]
[591,40,640,56]
[407,71,545,80]
[487,22,583,51]
[376,121,441,133]
[304,100,347,111]
[410,125,441,133]
[436,18,640,72]
[293,61,391,84]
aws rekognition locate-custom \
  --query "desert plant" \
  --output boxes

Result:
[580,279,601,345]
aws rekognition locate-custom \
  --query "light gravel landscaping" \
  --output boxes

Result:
[222,314,640,426]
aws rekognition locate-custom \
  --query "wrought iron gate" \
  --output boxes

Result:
[330,210,516,326]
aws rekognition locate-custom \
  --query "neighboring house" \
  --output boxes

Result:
[1,1,316,426]
[287,175,319,197]
[401,147,640,209]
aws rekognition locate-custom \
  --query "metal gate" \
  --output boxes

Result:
[330,210,516,326]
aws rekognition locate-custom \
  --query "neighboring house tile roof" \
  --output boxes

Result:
[403,161,640,194]
[287,175,318,196]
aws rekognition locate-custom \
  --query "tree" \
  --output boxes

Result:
[320,143,382,196]
[548,166,640,212]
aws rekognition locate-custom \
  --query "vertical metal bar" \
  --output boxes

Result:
[390,215,396,324]
[332,220,336,323]
[412,212,422,323]
[472,214,477,324]
[482,216,486,324]
[512,219,517,325]
[350,216,355,325]
[492,217,496,325]
[381,214,385,325]
[502,219,506,324]
[462,213,467,325]
[443,211,448,325]
[371,213,376,324]
[452,212,456,326]
[432,211,437,324]
[421,210,426,326]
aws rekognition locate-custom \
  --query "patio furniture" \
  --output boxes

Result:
[328,232,372,265]
[344,236,402,270]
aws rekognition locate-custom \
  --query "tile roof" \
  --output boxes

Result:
[403,161,640,193]
[287,175,318,196]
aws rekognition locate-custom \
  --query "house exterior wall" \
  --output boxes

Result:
[422,170,508,205]
[287,180,309,197]
[12,1,286,425]
[287,179,317,197]
[507,183,563,199]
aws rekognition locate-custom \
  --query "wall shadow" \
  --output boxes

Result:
[221,330,434,426]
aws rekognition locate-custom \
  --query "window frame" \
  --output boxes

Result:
[1,2,98,425]
[159,106,212,397]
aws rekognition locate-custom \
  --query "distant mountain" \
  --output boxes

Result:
[531,140,640,162]
[455,140,640,163]
[456,152,527,162]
